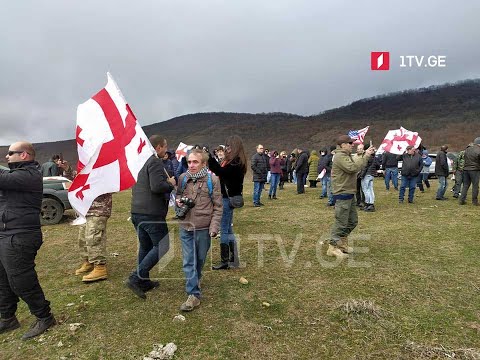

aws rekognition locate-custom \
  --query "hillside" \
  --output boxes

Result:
[2,79,480,165]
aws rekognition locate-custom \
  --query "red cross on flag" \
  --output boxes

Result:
[175,142,193,161]
[377,126,422,155]
[68,72,155,219]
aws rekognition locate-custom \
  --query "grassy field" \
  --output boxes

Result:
[1,179,480,359]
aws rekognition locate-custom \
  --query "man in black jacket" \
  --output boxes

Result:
[435,145,449,200]
[126,135,176,299]
[251,144,268,207]
[0,142,55,340]
[399,146,423,204]
[295,148,309,194]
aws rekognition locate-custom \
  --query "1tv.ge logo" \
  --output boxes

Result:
[371,51,447,70]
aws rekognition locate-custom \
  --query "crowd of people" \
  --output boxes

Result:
[1,134,479,340]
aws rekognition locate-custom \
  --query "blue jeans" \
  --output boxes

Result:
[384,167,398,190]
[436,176,448,199]
[269,173,280,196]
[321,176,329,197]
[361,175,375,204]
[131,213,170,281]
[293,171,297,184]
[220,197,235,245]
[399,176,417,202]
[180,228,211,297]
[326,176,334,205]
[266,171,271,183]
[253,181,265,205]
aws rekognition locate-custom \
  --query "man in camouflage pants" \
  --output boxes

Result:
[75,193,112,282]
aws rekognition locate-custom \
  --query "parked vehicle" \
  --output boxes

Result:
[42,176,72,225]
[0,167,72,225]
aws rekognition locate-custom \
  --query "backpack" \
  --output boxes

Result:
[180,173,214,201]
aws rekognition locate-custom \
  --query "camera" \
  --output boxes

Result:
[175,196,195,219]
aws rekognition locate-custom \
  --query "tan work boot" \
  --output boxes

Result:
[326,245,349,259]
[337,237,354,254]
[180,295,201,312]
[82,264,107,282]
[75,261,94,275]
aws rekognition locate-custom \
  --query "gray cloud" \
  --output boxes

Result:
[1,0,479,145]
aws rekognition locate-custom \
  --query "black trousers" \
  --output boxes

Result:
[356,178,365,205]
[297,172,306,193]
[460,170,480,203]
[0,231,51,319]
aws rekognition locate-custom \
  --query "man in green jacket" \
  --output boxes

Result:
[327,135,375,259]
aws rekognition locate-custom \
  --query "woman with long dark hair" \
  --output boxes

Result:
[207,135,247,270]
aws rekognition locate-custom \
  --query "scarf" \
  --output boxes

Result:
[186,166,209,181]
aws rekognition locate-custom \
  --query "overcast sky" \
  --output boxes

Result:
[0,0,479,145]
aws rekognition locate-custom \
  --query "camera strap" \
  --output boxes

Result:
[179,173,214,202]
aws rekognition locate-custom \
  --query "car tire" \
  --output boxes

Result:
[41,197,64,225]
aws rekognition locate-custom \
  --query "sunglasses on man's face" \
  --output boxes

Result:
[7,150,25,156]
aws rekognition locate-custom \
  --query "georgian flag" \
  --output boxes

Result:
[377,126,422,155]
[347,126,369,145]
[175,142,193,161]
[68,73,155,220]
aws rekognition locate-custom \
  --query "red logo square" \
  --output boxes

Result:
[371,52,390,70]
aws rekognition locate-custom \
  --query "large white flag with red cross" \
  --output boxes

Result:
[377,126,422,155]
[68,72,155,219]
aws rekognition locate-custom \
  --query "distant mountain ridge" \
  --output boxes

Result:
[2,78,480,165]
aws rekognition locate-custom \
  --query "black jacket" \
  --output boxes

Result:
[382,152,400,169]
[0,161,43,234]
[401,153,423,177]
[434,151,449,177]
[295,151,309,174]
[208,156,245,198]
[361,156,380,178]
[318,154,333,176]
[251,153,269,182]
[131,155,174,217]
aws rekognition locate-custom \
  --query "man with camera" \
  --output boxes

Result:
[176,149,223,311]
[126,135,176,299]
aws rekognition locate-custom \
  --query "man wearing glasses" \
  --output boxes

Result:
[0,142,55,340]
[327,135,375,259]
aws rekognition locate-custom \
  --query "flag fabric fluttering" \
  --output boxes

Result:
[347,126,369,145]
[68,72,155,220]
[175,142,193,161]
[377,126,422,155]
